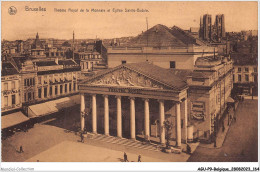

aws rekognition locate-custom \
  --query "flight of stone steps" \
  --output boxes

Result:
[86,133,160,152]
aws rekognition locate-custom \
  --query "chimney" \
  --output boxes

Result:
[55,57,59,64]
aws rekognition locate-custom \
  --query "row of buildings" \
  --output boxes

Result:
[2,57,81,113]
[2,23,257,147]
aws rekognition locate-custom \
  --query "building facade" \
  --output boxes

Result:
[107,24,215,70]
[79,62,189,147]
[1,62,22,113]
[186,56,233,141]
[10,57,81,106]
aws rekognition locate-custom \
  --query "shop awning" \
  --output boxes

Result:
[227,97,235,103]
[28,95,80,118]
[1,111,29,130]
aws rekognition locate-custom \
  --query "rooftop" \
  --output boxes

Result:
[2,62,19,76]
[81,62,188,91]
[120,24,206,47]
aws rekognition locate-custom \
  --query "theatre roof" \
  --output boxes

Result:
[124,24,206,47]
[80,62,188,91]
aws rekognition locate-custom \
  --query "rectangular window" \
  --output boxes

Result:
[4,83,8,90]
[4,96,8,107]
[73,83,76,91]
[245,67,249,72]
[50,86,52,96]
[65,84,67,93]
[60,85,63,94]
[238,67,241,72]
[38,88,42,98]
[170,61,176,69]
[38,77,42,84]
[12,95,15,105]
[122,60,126,64]
[28,92,32,101]
[86,62,88,69]
[238,74,241,82]
[44,87,47,98]
[69,83,72,92]
[24,93,27,102]
[27,79,30,86]
[55,86,58,95]
[245,74,249,82]
[254,75,257,82]
[11,81,15,89]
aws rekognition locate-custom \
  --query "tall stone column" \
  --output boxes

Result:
[116,96,122,138]
[144,98,150,140]
[92,94,97,134]
[104,95,109,136]
[52,85,55,97]
[129,97,136,140]
[159,100,165,144]
[176,102,182,147]
[41,87,44,99]
[57,84,60,95]
[183,99,188,143]
[80,94,85,131]
[47,86,50,97]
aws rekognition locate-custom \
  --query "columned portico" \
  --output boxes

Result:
[80,94,85,131]
[104,95,109,136]
[78,63,188,147]
[159,100,165,144]
[129,97,136,140]
[116,96,122,138]
[92,94,97,134]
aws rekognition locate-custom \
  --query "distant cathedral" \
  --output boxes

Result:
[199,14,225,42]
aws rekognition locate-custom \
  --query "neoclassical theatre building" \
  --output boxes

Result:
[78,24,233,145]
[79,63,188,146]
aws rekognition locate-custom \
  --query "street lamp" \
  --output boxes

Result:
[214,117,217,148]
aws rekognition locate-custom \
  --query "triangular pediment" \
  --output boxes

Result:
[83,66,173,90]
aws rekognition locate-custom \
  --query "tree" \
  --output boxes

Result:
[163,120,173,149]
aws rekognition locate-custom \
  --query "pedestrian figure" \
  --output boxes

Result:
[186,144,191,154]
[80,133,84,143]
[19,146,24,153]
[124,152,128,162]
[138,155,141,162]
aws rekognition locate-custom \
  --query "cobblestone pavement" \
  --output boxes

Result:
[25,141,165,162]
[2,106,192,162]
[188,99,258,162]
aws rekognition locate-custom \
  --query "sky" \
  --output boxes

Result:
[1,1,258,41]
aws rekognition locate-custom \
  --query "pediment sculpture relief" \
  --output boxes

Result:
[90,68,165,89]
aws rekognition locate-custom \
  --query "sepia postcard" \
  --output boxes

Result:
[1,1,259,171]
